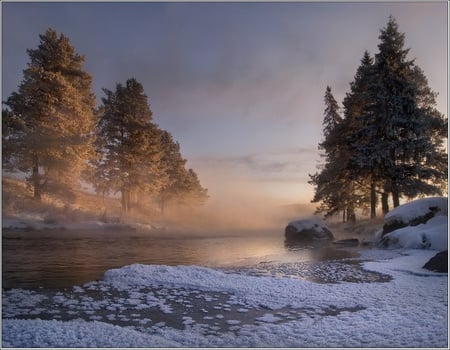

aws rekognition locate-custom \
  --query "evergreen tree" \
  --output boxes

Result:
[310,86,356,221]
[157,130,208,215]
[367,16,447,207]
[157,130,188,215]
[92,78,165,213]
[3,28,96,201]
[342,51,380,218]
[181,168,209,207]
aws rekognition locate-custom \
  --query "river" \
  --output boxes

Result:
[2,227,364,289]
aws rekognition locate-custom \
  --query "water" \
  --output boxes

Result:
[2,228,363,289]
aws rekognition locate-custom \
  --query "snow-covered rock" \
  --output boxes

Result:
[285,219,333,241]
[379,197,448,251]
[383,197,447,235]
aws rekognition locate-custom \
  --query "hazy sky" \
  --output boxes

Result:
[2,1,448,208]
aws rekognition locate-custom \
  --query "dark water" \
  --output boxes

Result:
[2,228,362,289]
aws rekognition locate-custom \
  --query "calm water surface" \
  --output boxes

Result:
[2,228,360,289]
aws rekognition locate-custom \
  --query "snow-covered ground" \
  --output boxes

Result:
[2,197,448,347]
[2,247,447,348]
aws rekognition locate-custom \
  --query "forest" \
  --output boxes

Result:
[309,17,447,222]
[2,28,208,218]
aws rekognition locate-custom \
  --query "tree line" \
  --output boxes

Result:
[309,17,447,222]
[2,28,208,215]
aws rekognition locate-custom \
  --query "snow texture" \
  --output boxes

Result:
[382,197,448,250]
[286,218,329,233]
[2,199,448,348]
[384,196,448,226]
[3,248,448,348]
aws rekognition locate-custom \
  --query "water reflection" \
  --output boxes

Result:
[3,228,360,289]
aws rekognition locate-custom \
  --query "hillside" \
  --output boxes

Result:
[2,176,162,228]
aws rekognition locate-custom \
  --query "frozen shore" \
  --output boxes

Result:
[3,197,448,347]
[2,247,448,348]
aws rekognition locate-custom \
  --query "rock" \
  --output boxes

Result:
[285,219,334,241]
[333,238,359,247]
[423,250,448,273]
[377,197,448,250]
[382,197,447,236]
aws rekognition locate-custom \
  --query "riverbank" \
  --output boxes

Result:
[2,247,447,348]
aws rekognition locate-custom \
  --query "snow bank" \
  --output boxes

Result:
[381,197,448,250]
[103,264,347,310]
[3,249,447,347]
[384,196,447,227]
[382,216,448,250]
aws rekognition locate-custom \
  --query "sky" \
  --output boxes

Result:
[2,1,448,209]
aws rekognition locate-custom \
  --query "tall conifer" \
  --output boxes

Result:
[4,28,96,200]
[92,78,165,213]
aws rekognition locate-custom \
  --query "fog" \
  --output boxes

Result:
[160,193,317,234]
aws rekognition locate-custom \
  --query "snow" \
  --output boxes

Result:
[3,247,448,347]
[383,215,448,250]
[382,197,448,251]
[384,196,448,226]
[2,198,448,348]
[286,218,329,233]
[2,215,161,232]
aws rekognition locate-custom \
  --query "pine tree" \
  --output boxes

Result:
[309,86,355,221]
[157,130,188,215]
[3,28,96,201]
[157,130,208,216]
[92,78,165,213]
[342,51,380,218]
[367,16,447,207]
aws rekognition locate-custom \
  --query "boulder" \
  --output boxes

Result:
[423,250,448,273]
[285,219,334,241]
[382,197,447,236]
[377,197,448,250]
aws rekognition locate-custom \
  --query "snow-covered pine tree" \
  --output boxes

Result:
[4,28,96,201]
[367,16,447,207]
[342,51,380,218]
[310,86,357,221]
[92,78,166,213]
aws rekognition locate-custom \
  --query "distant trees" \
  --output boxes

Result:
[90,78,166,213]
[90,80,208,215]
[157,130,208,216]
[3,28,207,215]
[310,17,447,221]
[3,29,96,201]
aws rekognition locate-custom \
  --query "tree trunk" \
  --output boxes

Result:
[121,188,129,213]
[381,192,389,214]
[342,208,346,223]
[160,197,165,217]
[347,205,356,223]
[370,180,377,219]
[391,184,400,208]
[32,165,42,201]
